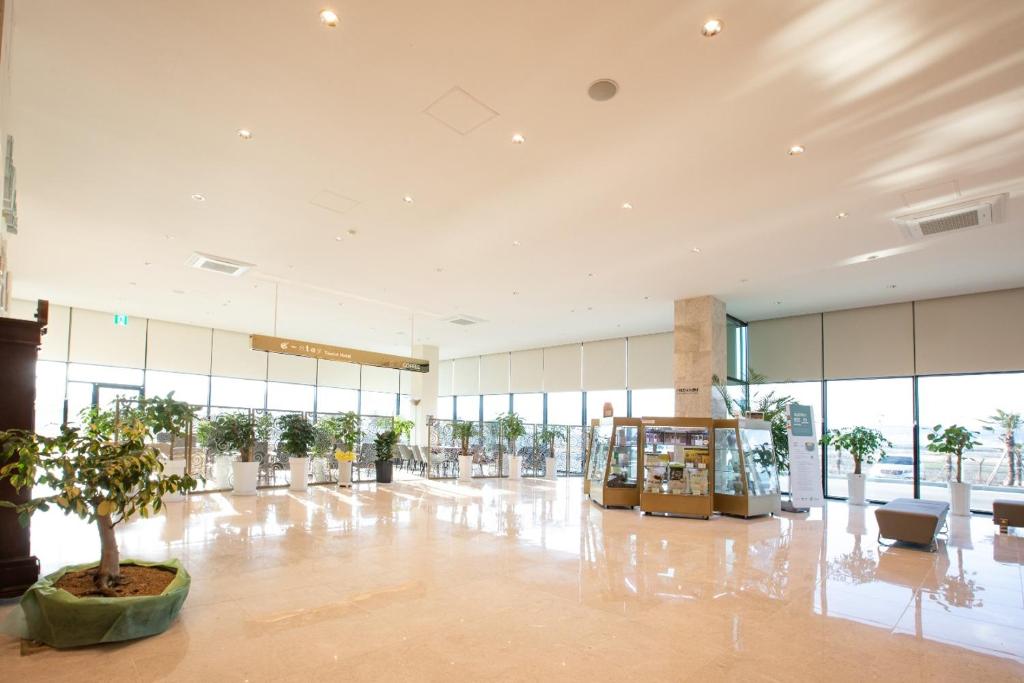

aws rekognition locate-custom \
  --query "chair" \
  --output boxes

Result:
[412,445,428,476]
[397,444,414,470]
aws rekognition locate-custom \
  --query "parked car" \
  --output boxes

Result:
[871,454,914,479]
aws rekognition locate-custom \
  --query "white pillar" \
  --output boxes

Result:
[411,344,439,445]
[674,296,728,418]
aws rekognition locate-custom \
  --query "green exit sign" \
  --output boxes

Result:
[113,313,129,327]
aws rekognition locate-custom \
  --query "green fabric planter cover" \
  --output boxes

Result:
[13,558,190,648]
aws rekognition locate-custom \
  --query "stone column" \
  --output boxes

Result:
[411,344,439,446]
[674,296,727,418]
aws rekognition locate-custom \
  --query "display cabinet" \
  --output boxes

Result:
[639,418,714,518]
[713,418,781,518]
[589,418,642,508]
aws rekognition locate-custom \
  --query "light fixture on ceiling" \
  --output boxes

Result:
[643,296,649,300]
[512,240,521,246]
[512,290,519,296]
[866,254,879,260]
[172,289,185,295]
[691,247,701,254]
[588,79,619,102]
[435,267,443,273]
[319,9,339,27]
[887,284,897,289]
[836,211,848,219]
[702,19,723,37]
[587,272,594,277]
[775,300,783,305]
[164,234,175,240]
[347,228,357,236]
[511,133,525,144]
[237,129,253,140]
[622,202,633,210]
[403,195,414,203]
[335,235,343,241]
[191,193,206,202]
[788,145,805,156]
[587,306,593,311]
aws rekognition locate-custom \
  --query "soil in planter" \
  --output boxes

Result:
[55,565,176,598]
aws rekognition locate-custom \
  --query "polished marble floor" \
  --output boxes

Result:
[2,474,1023,682]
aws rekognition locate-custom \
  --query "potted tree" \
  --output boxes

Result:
[322,412,361,488]
[537,427,566,480]
[214,412,258,495]
[496,412,526,480]
[197,418,231,489]
[0,421,198,647]
[982,410,1021,487]
[451,420,476,482]
[820,426,891,506]
[926,424,981,517]
[393,416,415,443]
[139,393,198,502]
[278,413,316,492]
[374,430,399,484]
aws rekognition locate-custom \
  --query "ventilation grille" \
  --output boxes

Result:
[894,193,1006,241]
[445,315,486,326]
[919,210,981,235]
[185,252,254,277]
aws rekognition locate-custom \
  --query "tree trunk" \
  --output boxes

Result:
[1005,433,1016,487]
[95,514,120,590]
[955,452,962,484]
[853,452,861,476]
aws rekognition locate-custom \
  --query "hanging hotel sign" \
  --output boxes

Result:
[250,334,430,373]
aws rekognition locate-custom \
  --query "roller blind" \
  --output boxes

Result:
[268,352,316,385]
[211,330,268,380]
[479,353,510,394]
[10,299,70,362]
[452,357,480,395]
[915,288,1024,375]
[510,349,544,393]
[317,359,360,389]
[437,359,453,395]
[146,320,213,375]
[582,338,626,390]
[747,314,823,382]
[823,303,914,379]
[627,333,672,389]
[543,344,581,392]
[362,365,399,393]
[68,308,147,369]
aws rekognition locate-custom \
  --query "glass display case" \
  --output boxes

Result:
[713,418,781,518]
[639,418,714,518]
[589,418,643,508]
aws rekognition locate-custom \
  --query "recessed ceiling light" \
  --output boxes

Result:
[643,296,649,300]
[587,306,593,311]
[788,145,805,156]
[319,9,339,27]
[164,234,175,240]
[691,247,701,254]
[403,195,414,203]
[621,202,633,210]
[237,129,253,140]
[867,255,879,260]
[512,291,519,296]
[128,281,137,286]
[347,228,357,236]
[836,211,848,219]
[335,235,343,241]
[172,289,185,295]
[144,261,152,267]
[588,79,619,102]
[887,284,897,289]
[587,272,594,277]
[435,267,443,273]
[512,240,521,247]
[511,133,525,144]
[702,19,723,37]
[740,278,749,283]
[191,193,206,202]
[775,300,783,305]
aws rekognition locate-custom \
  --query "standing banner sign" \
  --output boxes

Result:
[787,404,823,508]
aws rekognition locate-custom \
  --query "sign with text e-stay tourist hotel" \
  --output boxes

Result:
[250,334,430,373]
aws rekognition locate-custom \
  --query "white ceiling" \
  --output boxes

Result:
[7,0,1024,359]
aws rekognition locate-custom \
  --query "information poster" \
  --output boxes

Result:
[787,404,823,508]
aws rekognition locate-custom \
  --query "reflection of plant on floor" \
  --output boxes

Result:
[926,425,981,484]
[982,410,1022,487]
[828,535,877,585]
[931,548,981,610]
[820,427,891,475]
[713,371,794,474]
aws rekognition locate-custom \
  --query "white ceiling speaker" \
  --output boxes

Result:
[588,79,618,102]
[894,193,1008,240]
[185,252,254,277]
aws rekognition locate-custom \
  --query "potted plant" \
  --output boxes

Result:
[277,414,316,491]
[496,412,526,480]
[196,418,231,488]
[373,430,399,484]
[982,410,1021,487]
[451,420,477,482]
[820,426,891,506]
[926,424,981,517]
[393,416,415,443]
[215,412,258,495]
[0,422,198,647]
[537,427,566,481]
[139,393,197,502]
[321,412,361,487]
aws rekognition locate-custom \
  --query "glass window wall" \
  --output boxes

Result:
[483,394,510,421]
[316,387,358,414]
[586,390,627,422]
[361,390,397,416]
[436,396,454,421]
[210,377,266,410]
[629,388,674,418]
[547,391,582,426]
[267,382,314,412]
[455,395,480,422]
[513,393,543,424]
[35,361,67,435]
[144,370,210,408]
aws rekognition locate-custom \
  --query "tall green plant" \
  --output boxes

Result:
[820,426,891,475]
[393,417,415,443]
[926,424,981,484]
[318,412,361,451]
[214,412,256,462]
[713,371,795,473]
[450,420,476,458]
[374,430,399,461]
[277,414,316,458]
[139,392,197,461]
[0,426,199,591]
[496,412,526,455]
[537,427,566,459]
[982,410,1021,487]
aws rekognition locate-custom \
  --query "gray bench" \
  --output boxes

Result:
[993,499,1024,531]
[875,498,949,551]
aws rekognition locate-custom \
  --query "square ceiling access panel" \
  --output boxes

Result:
[424,86,500,135]
[309,190,360,215]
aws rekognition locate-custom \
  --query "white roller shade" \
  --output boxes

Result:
[452,357,480,395]
[544,344,581,392]
[915,288,1024,375]
[399,370,414,394]
[510,349,544,393]
[582,338,626,390]
[146,320,212,375]
[317,360,360,389]
[748,314,823,382]
[627,333,672,389]
[437,359,453,395]
[362,365,399,393]
[479,353,510,394]
[68,308,147,369]
[10,299,70,362]
[268,352,316,385]
[211,330,267,380]
[823,303,913,379]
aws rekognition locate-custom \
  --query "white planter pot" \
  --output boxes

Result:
[949,481,972,517]
[458,455,473,482]
[289,457,308,491]
[847,473,866,506]
[312,458,328,483]
[510,455,522,480]
[214,455,233,489]
[545,458,556,480]
[337,461,352,488]
[162,459,187,502]
[232,461,259,496]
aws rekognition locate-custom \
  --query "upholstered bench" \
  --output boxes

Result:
[993,499,1024,531]
[875,498,949,551]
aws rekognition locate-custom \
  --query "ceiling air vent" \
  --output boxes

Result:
[894,193,1007,240]
[444,315,485,327]
[185,252,254,277]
